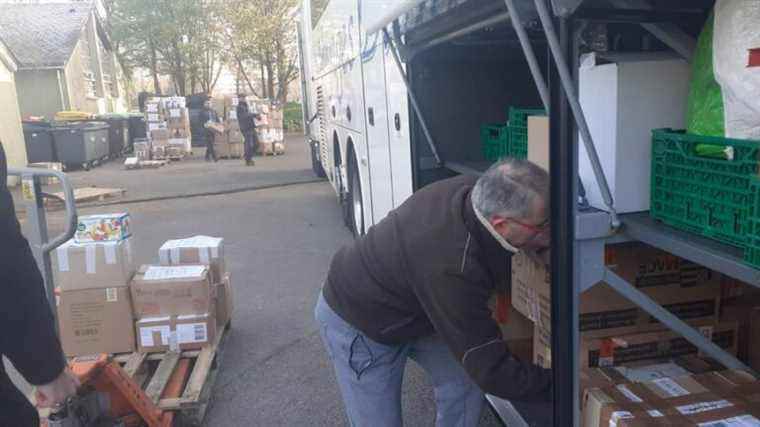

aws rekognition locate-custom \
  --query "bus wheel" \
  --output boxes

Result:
[347,153,364,237]
[310,139,326,178]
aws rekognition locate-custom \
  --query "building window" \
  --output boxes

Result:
[84,71,97,98]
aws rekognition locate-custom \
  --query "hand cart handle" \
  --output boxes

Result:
[8,167,78,252]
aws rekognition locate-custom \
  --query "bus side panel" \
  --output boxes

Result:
[360,35,394,224]
[384,44,414,207]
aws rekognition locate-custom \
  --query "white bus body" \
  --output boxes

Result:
[298,0,414,235]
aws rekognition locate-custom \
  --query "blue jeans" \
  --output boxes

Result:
[315,291,484,427]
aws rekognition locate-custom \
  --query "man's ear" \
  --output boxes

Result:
[490,215,508,233]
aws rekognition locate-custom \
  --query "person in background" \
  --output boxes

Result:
[0,142,80,426]
[236,99,260,167]
[201,99,219,162]
[316,158,552,426]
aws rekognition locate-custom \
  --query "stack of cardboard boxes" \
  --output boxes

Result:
[55,213,136,356]
[145,97,191,160]
[511,243,732,371]
[506,242,760,425]
[257,104,285,155]
[213,95,246,158]
[54,217,233,356]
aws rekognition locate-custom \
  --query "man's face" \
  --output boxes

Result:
[204,101,212,109]
[490,197,550,250]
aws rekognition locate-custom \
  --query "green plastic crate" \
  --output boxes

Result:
[747,178,760,269]
[480,124,510,161]
[507,107,546,159]
[650,129,760,269]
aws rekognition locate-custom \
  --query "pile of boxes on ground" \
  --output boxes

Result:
[55,213,233,356]
[496,242,760,425]
[127,97,191,168]
[255,103,285,156]
[211,95,284,158]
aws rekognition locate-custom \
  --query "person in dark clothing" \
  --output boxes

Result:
[201,100,219,162]
[0,142,79,426]
[316,159,552,426]
[236,100,260,166]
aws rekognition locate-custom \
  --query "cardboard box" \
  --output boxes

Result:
[152,145,166,159]
[135,312,216,352]
[57,287,136,356]
[148,123,166,132]
[75,213,131,243]
[578,53,691,213]
[582,369,760,427]
[534,320,739,369]
[228,129,243,144]
[258,141,285,155]
[215,273,234,327]
[130,265,211,317]
[512,242,721,334]
[158,236,225,283]
[55,238,135,291]
[168,127,189,139]
[150,128,170,141]
[527,116,549,171]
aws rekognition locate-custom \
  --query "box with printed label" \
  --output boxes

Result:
[582,369,760,427]
[150,128,170,141]
[135,312,216,352]
[57,287,135,356]
[55,238,135,291]
[533,320,738,369]
[512,242,721,334]
[130,265,211,317]
[75,213,131,243]
[159,236,225,284]
[215,273,234,327]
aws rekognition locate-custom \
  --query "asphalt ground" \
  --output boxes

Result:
[7,136,501,426]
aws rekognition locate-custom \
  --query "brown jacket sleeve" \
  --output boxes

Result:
[414,269,552,402]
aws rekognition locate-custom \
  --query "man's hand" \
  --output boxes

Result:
[34,368,80,408]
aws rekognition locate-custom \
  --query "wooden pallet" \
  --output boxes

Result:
[46,187,126,207]
[112,322,230,426]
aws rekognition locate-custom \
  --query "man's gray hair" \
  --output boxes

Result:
[471,158,549,219]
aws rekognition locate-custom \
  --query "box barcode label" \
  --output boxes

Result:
[698,415,760,427]
[652,378,690,397]
[105,287,118,302]
[177,322,208,343]
[677,400,733,416]
[616,384,642,403]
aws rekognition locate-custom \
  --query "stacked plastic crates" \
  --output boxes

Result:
[649,128,760,269]
[479,107,546,161]
[480,124,510,161]
[507,107,546,160]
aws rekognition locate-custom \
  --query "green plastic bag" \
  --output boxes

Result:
[686,13,725,137]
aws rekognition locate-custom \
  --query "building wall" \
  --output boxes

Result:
[65,39,100,114]
[15,70,64,120]
[0,51,27,185]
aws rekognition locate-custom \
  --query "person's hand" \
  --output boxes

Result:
[34,368,80,408]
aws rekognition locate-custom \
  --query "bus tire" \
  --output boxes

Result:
[310,139,326,178]
[347,152,364,237]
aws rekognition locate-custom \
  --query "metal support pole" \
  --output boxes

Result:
[534,0,620,228]
[604,268,756,375]
[548,15,577,427]
[504,0,550,112]
[383,28,443,166]
[10,167,78,327]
